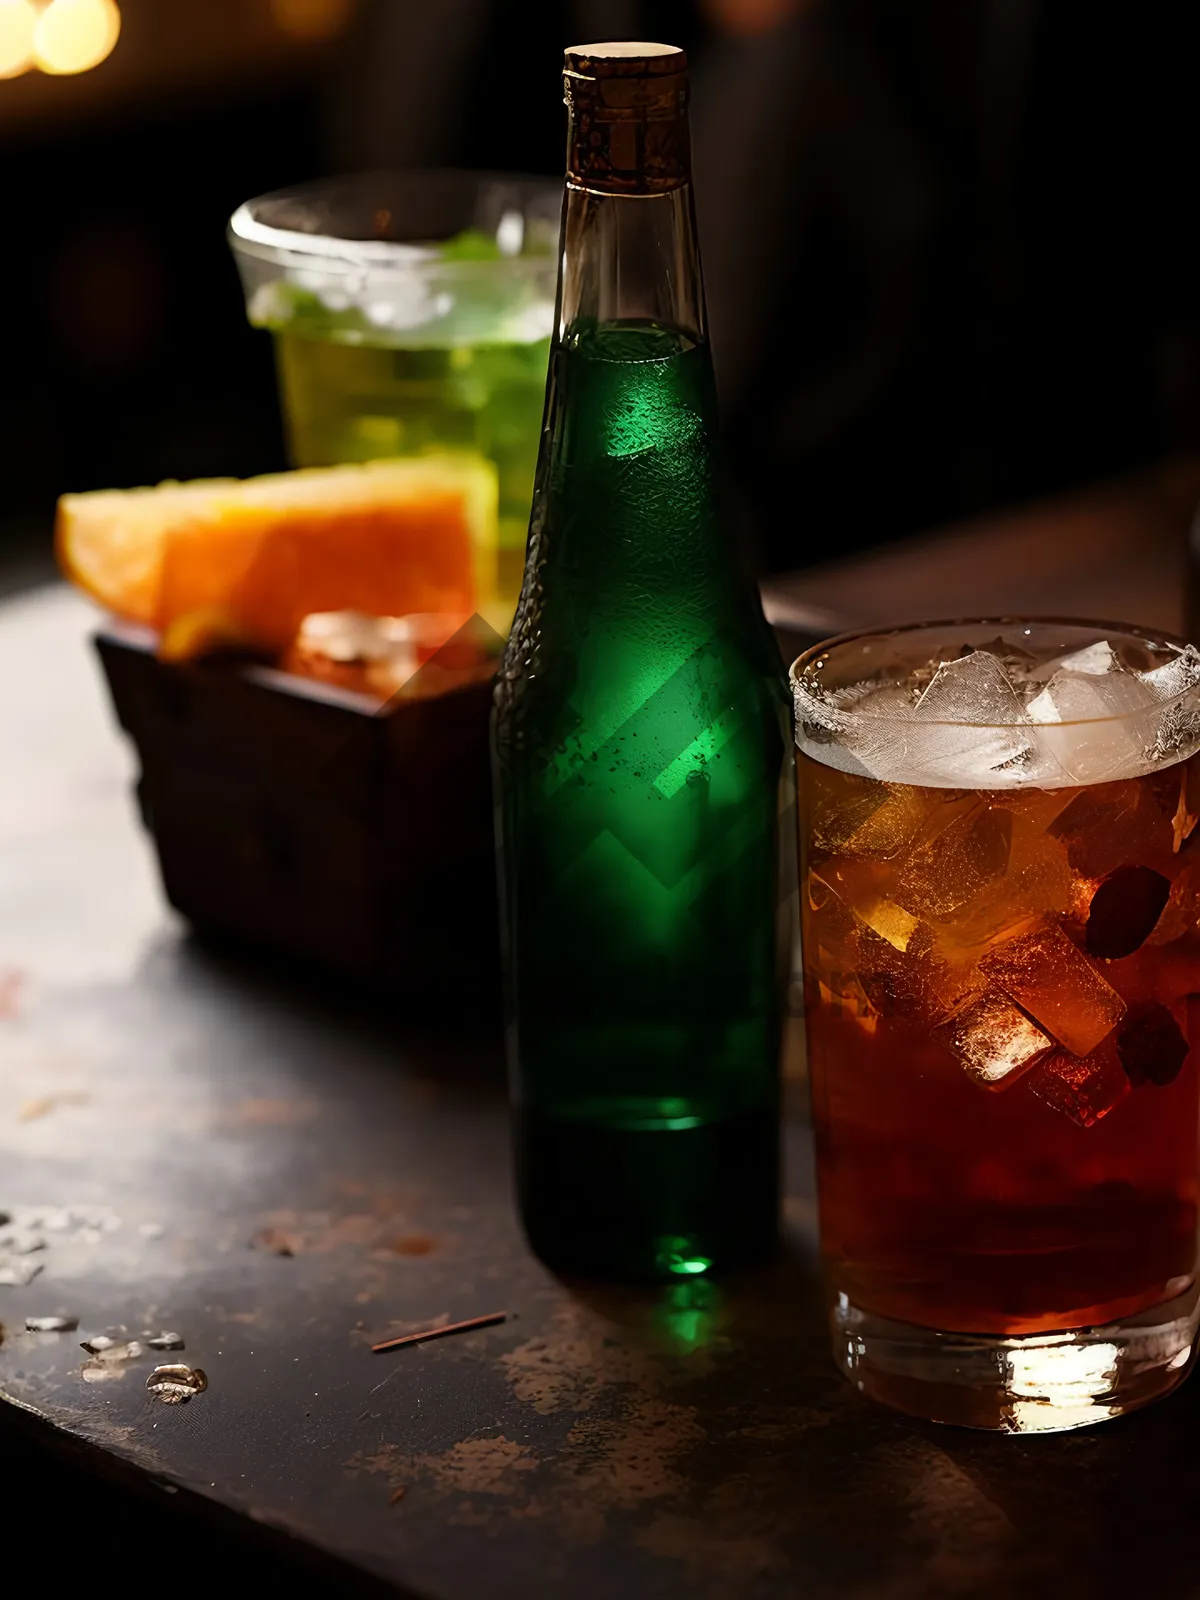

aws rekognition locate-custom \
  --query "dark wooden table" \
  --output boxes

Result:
[762,455,1200,655]
[3,461,1200,1600]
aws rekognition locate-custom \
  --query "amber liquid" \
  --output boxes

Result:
[800,750,1200,1336]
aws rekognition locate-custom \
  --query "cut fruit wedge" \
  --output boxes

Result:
[57,456,498,659]
[58,477,232,627]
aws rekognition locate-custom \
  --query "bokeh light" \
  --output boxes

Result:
[0,0,37,79]
[33,0,121,76]
[269,0,356,44]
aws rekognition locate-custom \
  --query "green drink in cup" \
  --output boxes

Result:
[229,172,559,629]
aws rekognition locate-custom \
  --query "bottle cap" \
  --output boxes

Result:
[563,42,689,195]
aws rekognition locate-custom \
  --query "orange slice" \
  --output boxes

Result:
[57,477,231,626]
[56,456,498,659]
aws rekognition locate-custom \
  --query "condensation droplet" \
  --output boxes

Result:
[0,1229,46,1255]
[80,1341,144,1382]
[0,1260,43,1287]
[146,1364,208,1405]
[145,1331,185,1352]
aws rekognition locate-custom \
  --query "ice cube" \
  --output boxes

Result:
[801,657,1054,789]
[906,651,1035,784]
[1142,644,1200,704]
[808,767,930,861]
[809,862,919,951]
[1005,811,1081,914]
[843,785,929,860]
[1142,652,1200,765]
[858,898,920,952]
[816,969,879,1034]
[1083,866,1171,959]
[1056,643,1200,772]
[1151,702,1200,768]
[1049,781,1173,881]
[1116,1002,1190,1087]
[1028,1046,1129,1126]
[855,922,978,1028]
[1026,669,1155,784]
[806,869,860,956]
[929,806,1081,968]
[833,685,924,782]
[1036,640,1122,679]
[980,924,1126,1055]
[930,894,1042,969]
[793,677,864,772]
[807,866,837,913]
[286,609,421,699]
[900,799,1012,918]
[811,785,891,856]
[936,989,1052,1088]
[804,876,864,1011]
[916,651,1027,723]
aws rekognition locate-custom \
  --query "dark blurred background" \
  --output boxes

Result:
[4,0,1200,586]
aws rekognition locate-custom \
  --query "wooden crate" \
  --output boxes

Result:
[95,622,500,1010]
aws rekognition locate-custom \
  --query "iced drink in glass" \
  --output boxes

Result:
[792,620,1200,1430]
[229,172,558,628]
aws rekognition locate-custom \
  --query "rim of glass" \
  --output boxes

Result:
[228,168,561,271]
[789,615,1199,729]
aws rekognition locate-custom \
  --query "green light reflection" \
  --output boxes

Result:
[656,1276,720,1352]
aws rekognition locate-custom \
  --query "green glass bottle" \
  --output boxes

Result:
[493,41,790,1281]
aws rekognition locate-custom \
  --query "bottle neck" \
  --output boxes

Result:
[557,182,707,349]
[557,44,701,347]
[557,38,707,355]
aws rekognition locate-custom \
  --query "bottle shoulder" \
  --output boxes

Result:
[496,623,788,732]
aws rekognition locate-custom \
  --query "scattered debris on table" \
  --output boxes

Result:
[251,1226,299,1257]
[372,1311,507,1353]
[387,1233,437,1256]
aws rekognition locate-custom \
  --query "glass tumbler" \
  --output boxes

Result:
[793,618,1200,1430]
[229,170,559,628]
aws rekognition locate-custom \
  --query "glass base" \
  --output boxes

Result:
[831,1283,1200,1432]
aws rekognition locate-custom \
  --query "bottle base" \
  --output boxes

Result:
[514,1104,778,1283]
[830,1281,1200,1431]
